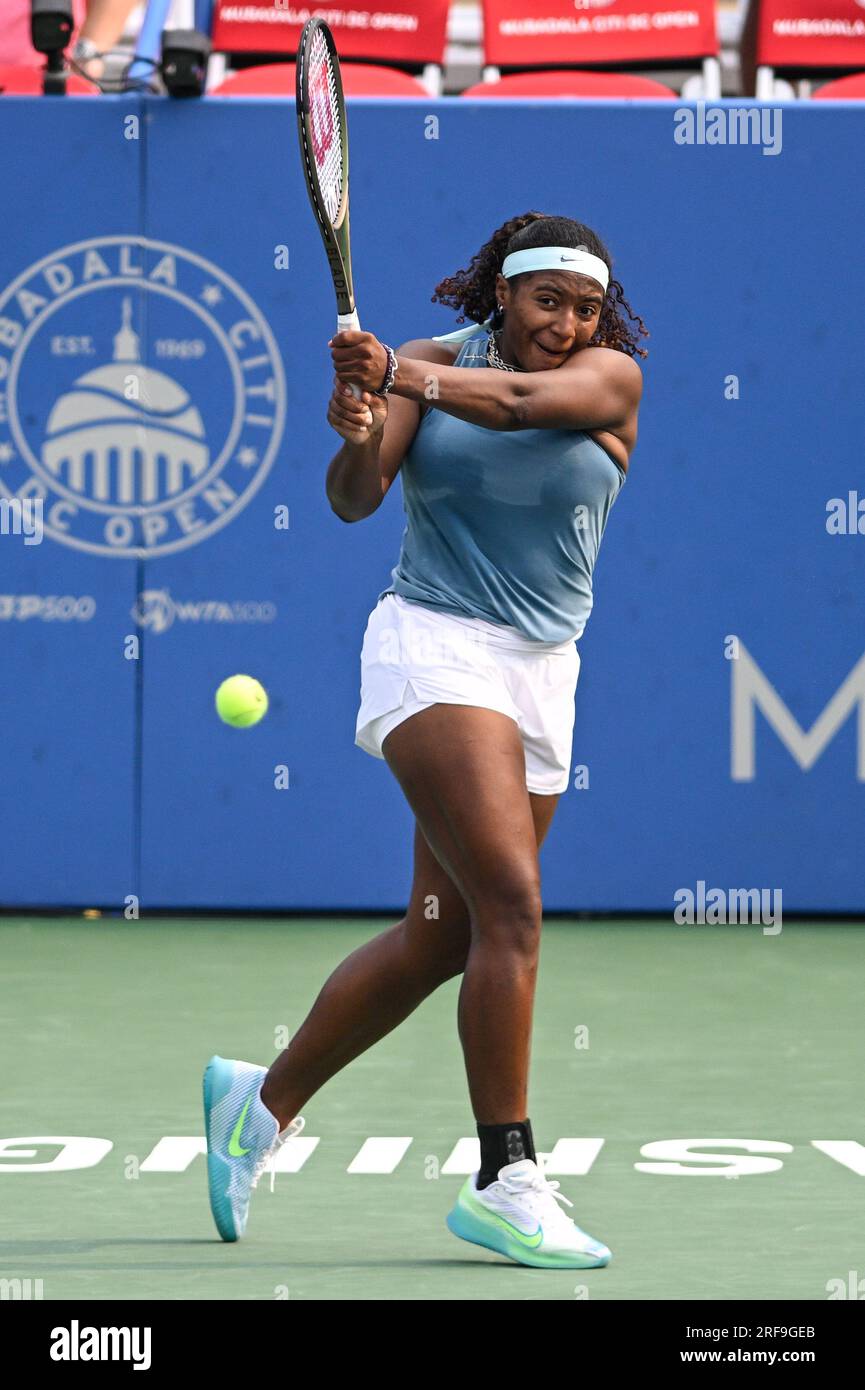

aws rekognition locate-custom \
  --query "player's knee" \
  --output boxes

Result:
[470,876,543,950]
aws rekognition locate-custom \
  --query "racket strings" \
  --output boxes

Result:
[308,31,344,224]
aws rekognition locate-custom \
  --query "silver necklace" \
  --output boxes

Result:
[486,329,528,373]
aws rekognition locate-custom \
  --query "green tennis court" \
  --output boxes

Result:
[2,916,860,1301]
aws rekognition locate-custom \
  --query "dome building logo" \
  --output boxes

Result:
[0,237,285,557]
[42,297,209,508]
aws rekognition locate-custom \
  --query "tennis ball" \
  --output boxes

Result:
[215,674,268,728]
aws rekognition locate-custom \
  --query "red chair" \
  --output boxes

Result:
[476,0,720,98]
[462,71,678,100]
[0,63,96,95]
[812,72,865,99]
[210,62,429,98]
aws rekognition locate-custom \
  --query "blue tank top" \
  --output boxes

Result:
[378,334,626,643]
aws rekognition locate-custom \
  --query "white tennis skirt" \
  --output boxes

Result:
[355,592,581,795]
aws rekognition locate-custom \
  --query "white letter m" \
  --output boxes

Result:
[731,641,865,780]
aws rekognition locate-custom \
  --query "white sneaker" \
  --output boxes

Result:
[446,1157,612,1268]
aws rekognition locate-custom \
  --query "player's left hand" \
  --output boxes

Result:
[328,331,390,392]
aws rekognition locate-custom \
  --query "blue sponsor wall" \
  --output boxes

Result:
[0,96,863,912]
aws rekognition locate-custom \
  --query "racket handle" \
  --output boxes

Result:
[337,311,363,400]
[335,309,370,447]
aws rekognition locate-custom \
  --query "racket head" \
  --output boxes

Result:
[296,19,356,317]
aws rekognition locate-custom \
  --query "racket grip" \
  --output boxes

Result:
[337,311,363,401]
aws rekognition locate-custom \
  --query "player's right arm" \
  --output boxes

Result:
[325,340,456,523]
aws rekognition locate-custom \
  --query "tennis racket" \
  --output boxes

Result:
[296,19,365,412]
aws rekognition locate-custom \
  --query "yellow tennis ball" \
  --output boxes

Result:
[215,674,268,728]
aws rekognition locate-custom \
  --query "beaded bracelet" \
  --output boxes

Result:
[371,344,398,396]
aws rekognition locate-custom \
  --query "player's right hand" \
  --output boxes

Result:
[327,377,387,446]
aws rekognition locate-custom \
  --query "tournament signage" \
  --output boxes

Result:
[211,1,450,61]
[748,0,865,68]
[481,0,717,65]
[0,237,285,558]
[481,0,718,66]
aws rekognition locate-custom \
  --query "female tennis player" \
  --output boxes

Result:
[204,211,647,1268]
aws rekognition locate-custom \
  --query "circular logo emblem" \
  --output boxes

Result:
[0,237,285,557]
[132,589,175,634]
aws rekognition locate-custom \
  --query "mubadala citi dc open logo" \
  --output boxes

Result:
[0,237,285,557]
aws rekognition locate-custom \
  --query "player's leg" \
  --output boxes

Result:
[206,852,472,1241]
[381,704,547,1123]
[381,705,610,1268]
[259,824,470,1127]
[397,789,559,984]
[259,792,558,1129]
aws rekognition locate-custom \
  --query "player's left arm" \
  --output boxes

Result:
[389,341,642,432]
[331,331,515,430]
[509,347,643,432]
[330,332,642,433]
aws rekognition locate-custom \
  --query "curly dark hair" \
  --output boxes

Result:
[430,211,649,359]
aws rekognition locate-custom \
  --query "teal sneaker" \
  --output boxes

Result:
[203,1055,304,1242]
[446,1158,611,1269]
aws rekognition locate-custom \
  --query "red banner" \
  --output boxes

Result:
[211,2,450,61]
[751,0,865,67]
[481,0,718,67]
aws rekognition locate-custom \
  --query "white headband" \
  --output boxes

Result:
[432,244,609,344]
[501,246,609,290]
